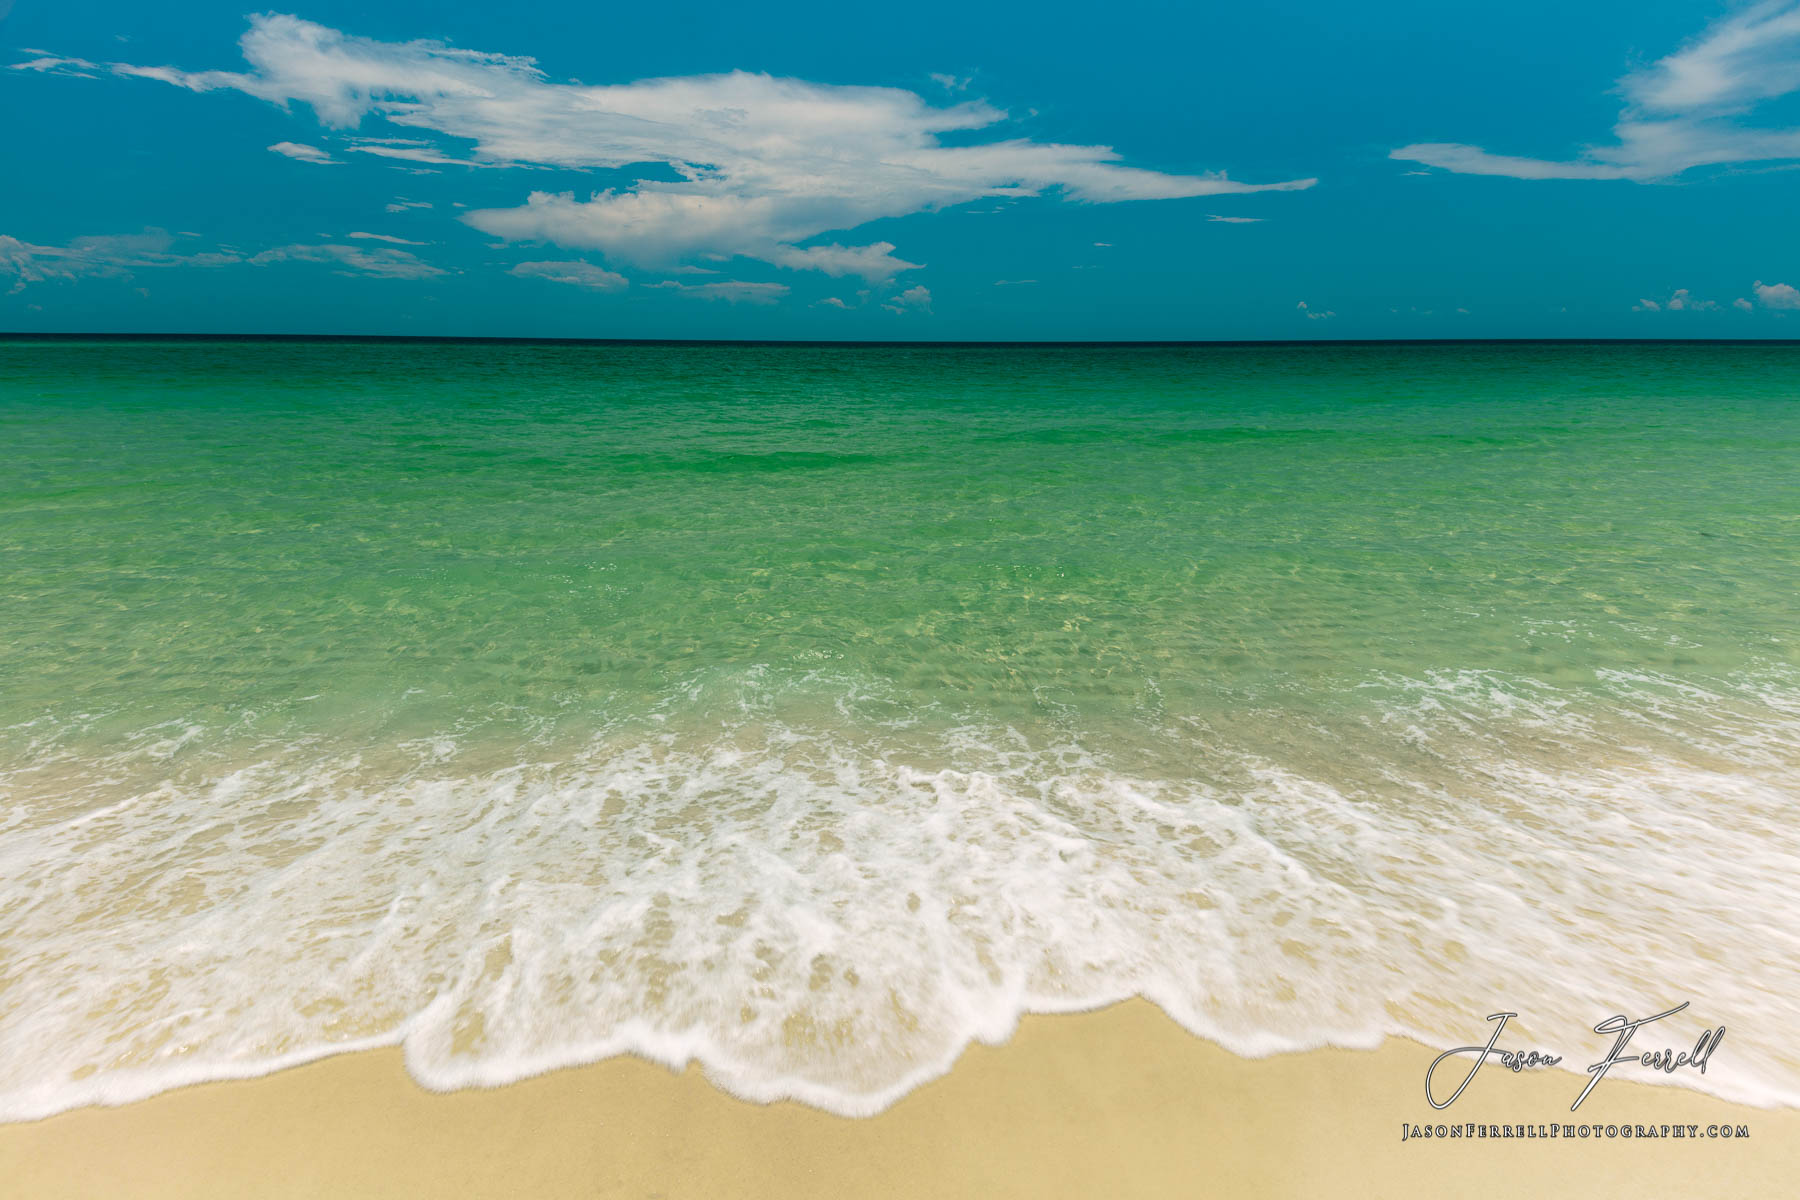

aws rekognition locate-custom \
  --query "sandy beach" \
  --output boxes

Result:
[3,999,1791,1199]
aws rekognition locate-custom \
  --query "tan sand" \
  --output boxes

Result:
[1,999,1792,1199]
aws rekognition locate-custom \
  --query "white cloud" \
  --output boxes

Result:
[1,233,132,290]
[350,139,492,167]
[757,241,921,283]
[268,140,338,164]
[1667,288,1718,311]
[509,260,628,290]
[1093,241,1111,247]
[929,73,971,92]
[250,242,446,279]
[1297,300,1335,320]
[9,54,102,78]
[1207,214,1264,223]
[1391,145,1638,181]
[31,14,1315,275]
[1393,1,1800,180]
[1634,288,1720,312]
[814,296,850,309]
[646,279,788,304]
[346,231,426,244]
[0,228,442,290]
[1735,296,1755,310]
[883,284,932,314]
[0,229,239,292]
[385,198,433,213]
[994,279,1037,286]
[1753,279,1800,308]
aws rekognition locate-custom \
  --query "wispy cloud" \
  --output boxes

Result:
[250,242,446,279]
[346,231,425,245]
[509,260,628,290]
[385,198,433,213]
[1393,1,1800,180]
[1,227,449,290]
[1207,214,1264,223]
[268,140,337,164]
[0,229,239,292]
[9,54,103,78]
[646,279,789,304]
[350,138,493,168]
[1297,300,1335,320]
[23,14,1316,278]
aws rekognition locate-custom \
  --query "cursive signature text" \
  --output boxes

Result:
[1424,1004,1726,1112]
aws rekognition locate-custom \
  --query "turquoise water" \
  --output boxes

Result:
[3,339,1798,1116]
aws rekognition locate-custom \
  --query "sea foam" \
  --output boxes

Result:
[3,666,1799,1121]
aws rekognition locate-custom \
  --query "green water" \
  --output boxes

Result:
[3,340,1798,1117]
[6,340,1795,750]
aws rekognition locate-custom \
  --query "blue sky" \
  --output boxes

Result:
[3,0,1799,339]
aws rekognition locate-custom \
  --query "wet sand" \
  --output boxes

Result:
[2,999,1792,1199]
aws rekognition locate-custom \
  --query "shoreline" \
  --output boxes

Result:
[3,1000,1792,1199]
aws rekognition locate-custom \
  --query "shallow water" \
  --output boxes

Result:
[2,339,1798,1117]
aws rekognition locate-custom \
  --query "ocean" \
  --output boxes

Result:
[2,338,1797,1118]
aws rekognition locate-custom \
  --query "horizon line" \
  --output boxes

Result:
[5,333,1800,349]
